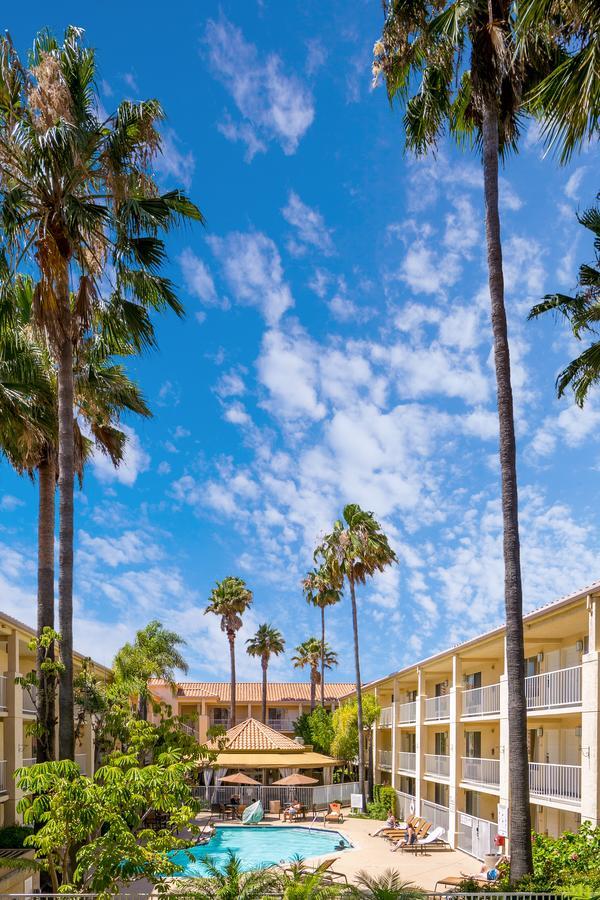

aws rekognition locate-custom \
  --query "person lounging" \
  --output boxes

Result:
[390,822,417,851]
[370,813,398,836]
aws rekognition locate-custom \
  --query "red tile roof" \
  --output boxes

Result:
[147,681,354,702]
[209,717,302,751]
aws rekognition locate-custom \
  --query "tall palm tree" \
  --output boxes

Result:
[246,624,285,724]
[205,577,253,728]
[292,637,338,713]
[113,620,188,721]
[529,199,600,404]
[303,565,342,707]
[373,5,556,878]
[0,273,151,759]
[0,27,202,760]
[316,504,396,811]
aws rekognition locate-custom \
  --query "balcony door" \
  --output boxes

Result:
[434,731,448,755]
[463,672,482,689]
[465,731,481,759]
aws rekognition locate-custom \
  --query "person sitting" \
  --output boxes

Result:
[283,799,302,821]
[370,812,398,836]
[390,822,417,851]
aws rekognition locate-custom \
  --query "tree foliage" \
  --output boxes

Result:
[330,695,381,764]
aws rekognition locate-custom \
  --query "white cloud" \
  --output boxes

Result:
[217,114,267,163]
[179,248,219,306]
[215,370,246,399]
[282,191,334,256]
[0,495,24,512]
[530,400,600,458]
[499,177,524,212]
[208,232,293,325]
[305,38,327,75]
[258,327,326,421]
[91,425,150,487]
[397,242,461,294]
[204,16,314,159]
[565,167,588,201]
[155,129,195,190]
[78,529,163,568]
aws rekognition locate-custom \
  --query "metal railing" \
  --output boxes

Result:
[209,717,230,729]
[461,683,501,717]
[267,719,296,732]
[395,789,416,820]
[191,781,360,808]
[398,751,416,773]
[529,762,581,803]
[75,753,88,775]
[378,749,393,770]
[178,722,198,738]
[525,665,582,710]
[22,757,36,767]
[424,753,450,778]
[396,700,417,723]
[457,813,500,860]
[462,756,500,788]
[421,799,450,832]
[21,684,37,714]
[425,694,450,721]
[0,761,5,792]
[378,705,393,727]
[0,675,6,711]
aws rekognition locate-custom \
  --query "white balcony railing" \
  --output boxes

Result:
[76,753,88,775]
[267,719,296,732]
[421,799,450,832]
[424,753,450,778]
[379,706,393,727]
[425,695,450,721]
[462,756,501,788]
[395,790,416,820]
[0,675,6,711]
[462,683,501,717]
[529,762,581,803]
[398,751,416,773]
[22,685,37,714]
[525,666,582,711]
[178,722,198,738]
[0,761,6,792]
[210,717,229,729]
[378,750,393,770]
[396,700,417,724]
[22,757,36,767]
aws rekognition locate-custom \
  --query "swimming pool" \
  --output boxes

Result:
[169,825,352,875]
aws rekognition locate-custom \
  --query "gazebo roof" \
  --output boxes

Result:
[210,717,301,752]
[206,717,339,768]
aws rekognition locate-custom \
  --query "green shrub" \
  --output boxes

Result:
[368,784,397,819]
[0,825,33,848]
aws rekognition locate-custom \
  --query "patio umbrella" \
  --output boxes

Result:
[219,772,261,785]
[271,773,318,785]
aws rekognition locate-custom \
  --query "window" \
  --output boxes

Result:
[434,783,448,806]
[465,731,481,758]
[212,707,229,725]
[434,732,448,755]
[465,790,480,817]
[463,671,482,689]
[435,681,449,697]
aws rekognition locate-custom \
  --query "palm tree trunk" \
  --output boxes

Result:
[320,606,326,708]
[261,657,268,724]
[138,692,148,721]
[482,101,532,880]
[57,327,75,761]
[349,573,366,810]
[36,456,56,763]
[228,632,236,728]
[310,669,316,713]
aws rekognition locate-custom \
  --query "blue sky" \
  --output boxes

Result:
[1,1,599,685]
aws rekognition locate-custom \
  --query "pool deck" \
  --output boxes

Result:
[186,810,486,891]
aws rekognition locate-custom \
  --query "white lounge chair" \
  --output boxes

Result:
[400,825,451,852]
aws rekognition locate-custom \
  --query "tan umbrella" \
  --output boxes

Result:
[271,773,319,786]
[219,772,261,785]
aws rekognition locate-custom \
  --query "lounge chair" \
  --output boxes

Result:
[387,820,431,843]
[434,859,505,892]
[324,802,344,824]
[399,825,451,852]
[304,858,349,885]
[381,814,423,838]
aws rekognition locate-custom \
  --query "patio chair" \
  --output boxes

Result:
[434,860,505,892]
[381,814,422,838]
[399,825,451,853]
[311,802,329,824]
[387,820,431,843]
[324,802,344,824]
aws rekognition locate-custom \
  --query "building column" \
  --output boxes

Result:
[415,667,425,817]
[80,718,94,777]
[391,678,398,790]
[581,593,600,826]
[448,654,462,848]
[498,635,511,850]
[5,630,23,824]
[372,686,379,785]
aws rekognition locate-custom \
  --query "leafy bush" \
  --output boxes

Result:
[0,825,33,848]
[492,824,600,892]
[368,784,397,819]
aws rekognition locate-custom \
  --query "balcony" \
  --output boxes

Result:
[398,751,416,773]
[425,695,450,721]
[22,756,36,767]
[178,721,198,738]
[525,666,582,711]
[462,683,501,718]
[424,753,450,779]
[76,753,88,775]
[421,799,450,832]
[396,700,416,724]
[378,706,393,727]
[267,719,296,732]
[0,675,6,711]
[0,760,5,792]
[529,762,581,804]
[462,756,500,789]
[22,685,37,715]
[378,750,393,771]
[210,717,230,730]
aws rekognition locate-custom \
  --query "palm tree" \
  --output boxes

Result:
[303,565,342,707]
[292,637,338,713]
[529,199,600,404]
[190,851,280,900]
[205,577,253,728]
[280,857,348,898]
[372,5,555,878]
[351,869,425,899]
[113,620,188,721]
[0,273,150,760]
[316,504,396,811]
[0,27,203,760]
[246,624,285,724]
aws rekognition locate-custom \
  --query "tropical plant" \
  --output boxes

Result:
[303,564,342,707]
[280,857,350,898]
[0,26,203,760]
[246,623,285,723]
[372,2,553,877]
[292,637,338,713]
[113,620,189,721]
[529,198,600,405]
[519,0,599,161]
[350,869,425,899]
[205,577,253,728]
[306,705,335,755]
[316,504,395,810]
[331,694,381,778]
[185,851,281,899]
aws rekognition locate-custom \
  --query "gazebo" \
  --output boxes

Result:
[203,717,338,786]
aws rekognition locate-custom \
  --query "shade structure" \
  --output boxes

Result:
[219,771,261,785]
[271,773,319,786]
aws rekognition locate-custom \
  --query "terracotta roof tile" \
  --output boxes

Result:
[147,681,354,702]
[208,717,303,751]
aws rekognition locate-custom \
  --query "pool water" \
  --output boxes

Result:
[169,825,352,876]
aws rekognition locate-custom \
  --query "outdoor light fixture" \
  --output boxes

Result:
[537,652,544,663]
[537,727,544,737]
[576,640,584,652]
